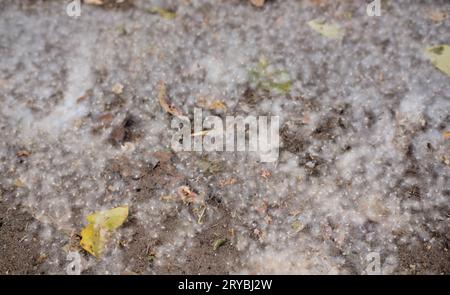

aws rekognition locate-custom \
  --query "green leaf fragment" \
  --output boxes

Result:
[291,220,304,232]
[147,7,176,19]
[249,56,292,94]
[270,80,292,93]
[425,45,450,77]
[212,238,227,251]
[307,19,344,39]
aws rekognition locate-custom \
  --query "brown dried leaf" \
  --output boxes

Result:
[249,0,265,7]
[16,150,31,157]
[260,169,271,179]
[256,200,268,215]
[153,151,172,162]
[426,10,447,22]
[177,185,197,203]
[14,178,25,188]
[157,81,183,117]
[218,177,237,187]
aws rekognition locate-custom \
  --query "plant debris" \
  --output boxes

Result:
[112,82,124,94]
[80,206,129,257]
[260,169,271,179]
[157,81,184,117]
[212,237,227,251]
[177,185,197,204]
[443,131,450,140]
[196,97,227,112]
[426,10,447,22]
[208,100,227,111]
[147,7,176,20]
[196,205,207,224]
[218,177,237,187]
[249,0,265,7]
[291,220,305,233]
[191,130,211,137]
[425,45,450,77]
[307,19,344,39]
[84,0,103,5]
[249,56,292,94]
[197,158,224,176]
[16,150,31,157]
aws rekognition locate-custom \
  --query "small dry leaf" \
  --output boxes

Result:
[148,7,176,19]
[112,83,124,94]
[443,131,450,140]
[260,169,271,179]
[292,220,305,232]
[14,178,25,187]
[426,10,447,22]
[16,150,31,157]
[289,209,302,217]
[157,81,183,117]
[177,185,197,203]
[256,200,268,215]
[160,195,176,202]
[208,100,227,111]
[196,97,227,111]
[308,19,344,39]
[84,0,103,5]
[249,0,265,7]
[212,238,227,251]
[153,151,172,162]
[218,177,237,187]
[425,45,450,77]
[443,156,450,166]
[253,228,264,241]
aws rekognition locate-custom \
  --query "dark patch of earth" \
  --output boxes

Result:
[0,202,43,274]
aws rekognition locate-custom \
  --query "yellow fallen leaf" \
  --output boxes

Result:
[80,206,128,257]
[443,131,450,140]
[425,45,450,78]
[86,206,129,230]
[209,100,227,111]
[307,19,344,39]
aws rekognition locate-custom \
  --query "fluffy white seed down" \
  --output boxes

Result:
[0,0,448,274]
